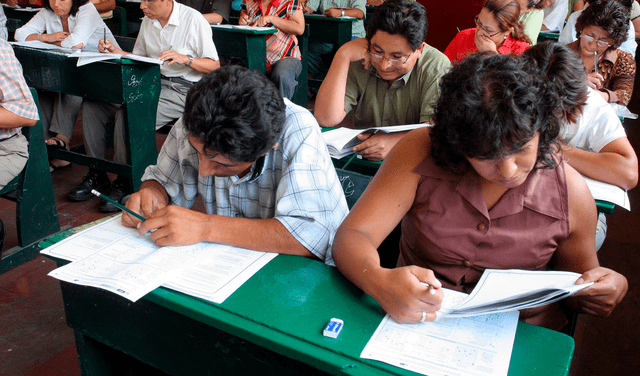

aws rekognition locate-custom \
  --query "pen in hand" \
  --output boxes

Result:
[103,27,106,52]
[91,189,147,222]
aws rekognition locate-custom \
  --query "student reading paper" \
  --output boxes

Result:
[122,66,348,264]
[331,52,628,330]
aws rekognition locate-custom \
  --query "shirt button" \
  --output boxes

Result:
[477,223,485,231]
[463,260,471,267]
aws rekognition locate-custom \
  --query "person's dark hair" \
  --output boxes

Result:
[521,41,588,126]
[366,0,427,50]
[483,0,532,45]
[534,0,554,10]
[182,65,286,163]
[430,53,559,173]
[576,0,630,50]
[43,0,89,17]
[585,0,632,10]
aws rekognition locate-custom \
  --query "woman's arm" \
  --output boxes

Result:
[333,128,444,324]
[60,3,102,49]
[13,9,48,42]
[552,164,628,316]
[257,7,305,35]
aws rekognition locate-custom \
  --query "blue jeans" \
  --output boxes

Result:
[269,57,302,100]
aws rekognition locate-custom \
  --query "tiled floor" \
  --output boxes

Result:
[1,91,640,376]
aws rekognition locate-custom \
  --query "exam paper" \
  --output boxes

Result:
[361,289,519,376]
[42,215,277,303]
[583,176,631,211]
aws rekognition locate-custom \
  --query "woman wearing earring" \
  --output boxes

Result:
[444,0,531,63]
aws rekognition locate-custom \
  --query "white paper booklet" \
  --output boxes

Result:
[68,51,163,67]
[11,40,74,52]
[212,24,276,32]
[438,269,593,318]
[362,289,519,376]
[42,215,276,303]
[322,124,429,158]
[583,176,631,211]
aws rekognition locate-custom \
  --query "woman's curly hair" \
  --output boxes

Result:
[576,0,630,51]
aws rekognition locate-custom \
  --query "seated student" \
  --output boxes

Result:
[14,0,120,171]
[567,0,635,106]
[517,0,545,45]
[314,0,451,161]
[73,0,219,212]
[560,0,637,58]
[0,6,6,40]
[444,0,531,63]
[522,41,638,250]
[631,0,640,37]
[331,53,628,329]
[541,0,569,31]
[238,0,305,100]
[121,65,349,263]
[0,38,39,253]
[177,0,232,24]
[303,0,366,81]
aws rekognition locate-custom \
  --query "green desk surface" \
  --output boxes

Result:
[304,14,355,46]
[42,232,574,376]
[537,31,560,42]
[12,45,160,190]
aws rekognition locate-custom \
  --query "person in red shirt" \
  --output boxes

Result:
[443,0,531,63]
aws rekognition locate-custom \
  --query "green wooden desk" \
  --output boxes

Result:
[211,25,277,74]
[115,0,144,37]
[13,45,161,191]
[305,14,356,91]
[537,31,560,43]
[42,235,574,375]
[2,5,40,26]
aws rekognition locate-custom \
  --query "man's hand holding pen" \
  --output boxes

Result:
[98,39,115,53]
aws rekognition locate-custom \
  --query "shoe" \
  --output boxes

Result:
[68,171,111,202]
[0,218,5,255]
[99,178,131,213]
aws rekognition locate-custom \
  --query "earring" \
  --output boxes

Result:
[504,35,507,40]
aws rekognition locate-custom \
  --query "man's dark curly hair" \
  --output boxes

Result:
[430,53,559,174]
[43,0,89,17]
[521,41,588,127]
[182,65,285,163]
[366,0,427,50]
[576,0,630,51]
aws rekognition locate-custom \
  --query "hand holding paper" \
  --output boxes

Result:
[572,266,628,317]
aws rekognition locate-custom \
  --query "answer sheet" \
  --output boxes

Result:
[42,216,276,303]
[361,289,519,376]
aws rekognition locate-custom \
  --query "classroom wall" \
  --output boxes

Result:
[417,0,484,52]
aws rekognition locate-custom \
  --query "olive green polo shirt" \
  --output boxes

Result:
[344,44,451,129]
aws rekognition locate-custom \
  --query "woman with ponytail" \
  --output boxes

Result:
[443,0,531,62]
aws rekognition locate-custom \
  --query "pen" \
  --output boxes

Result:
[594,51,598,72]
[103,27,106,45]
[91,189,147,221]
[421,282,437,295]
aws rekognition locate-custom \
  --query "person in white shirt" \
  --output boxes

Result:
[71,0,220,212]
[523,41,638,249]
[541,0,568,31]
[559,0,637,57]
[14,0,120,171]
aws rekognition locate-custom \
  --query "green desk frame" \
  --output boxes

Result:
[42,232,574,376]
[537,31,560,43]
[3,6,40,26]
[115,0,143,37]
[210,25,276,75]
[304,14,356,91]
[13,45,161,191]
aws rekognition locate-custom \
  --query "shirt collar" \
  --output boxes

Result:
[258,0,281,15]
[229,155,266,184]
[153,1,181,29]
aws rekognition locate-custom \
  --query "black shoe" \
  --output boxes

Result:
[68,171,111,202]
[0,218,5,255]
[99,178,131,213]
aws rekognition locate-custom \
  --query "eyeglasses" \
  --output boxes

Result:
[368,51,412,65]
[474,15,502,38]
[581,34,612,48]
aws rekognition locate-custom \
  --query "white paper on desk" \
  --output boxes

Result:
[72,51,163,67]
[12,6,40,12]
[610,103,638,119]
[42,215,277,303]
[10,40,73,52]
[583,176,631,211]
[212,24,276,32]
[361,289,519,376]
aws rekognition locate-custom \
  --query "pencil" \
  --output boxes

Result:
[91,189,147,221]
[103,27,106,45]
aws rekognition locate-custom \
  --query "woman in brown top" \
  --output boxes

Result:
[568,0,636,106]
[331,53,628,330]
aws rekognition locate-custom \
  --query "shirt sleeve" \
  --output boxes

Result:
[0,41,39,121]
[61,3,101,48]
[605,50,635,106]
[306,0,320,12]
[0,7,8,41]
[14,9,48,42]
[142,120,200,209]
[274,105,348,263]
[420,49,451,123]
[344,62,361,115]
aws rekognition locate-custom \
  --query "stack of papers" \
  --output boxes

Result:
[322,124,428,158]
[68,51,163,67]
[583,176,631,211]
[41,215,276,303]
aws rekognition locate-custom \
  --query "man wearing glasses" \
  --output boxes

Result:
[70,0,220,212]
[314,0,450,161]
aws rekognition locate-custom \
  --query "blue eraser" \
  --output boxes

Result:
[323,318,343,339]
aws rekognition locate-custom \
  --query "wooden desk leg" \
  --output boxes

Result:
[75,332,114,376]
[244,35,269,74]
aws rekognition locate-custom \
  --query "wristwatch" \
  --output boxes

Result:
[186,55,193,67]
[341,9,345,17]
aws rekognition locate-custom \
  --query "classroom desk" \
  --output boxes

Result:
[13,45,161,191]
[115,0,144,37]
[43,233,574,376]
[210,25,277,74]
[2,5,40,26]
[537,31,560,43]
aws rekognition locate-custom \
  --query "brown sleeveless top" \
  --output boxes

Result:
[399,155,571,329]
